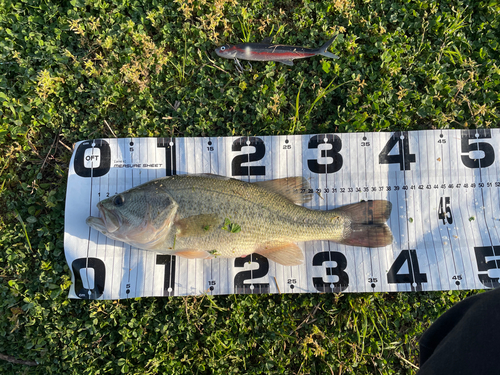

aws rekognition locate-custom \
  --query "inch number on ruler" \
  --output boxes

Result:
[387,250,428,291]
[461,129,495,169]
[73,139,111,177]
[232,137,266,176]
[307,134,343,174]
[234,255,270,293]
[474,246,500,288]
[72,258,106,299]
[379,131,416,170]
[312,251,349,292]
[156,255,176,296]
[157,138,176,176]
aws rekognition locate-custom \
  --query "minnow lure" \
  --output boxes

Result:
[215,35,339,71]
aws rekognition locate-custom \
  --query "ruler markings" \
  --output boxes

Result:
[181,137,192,296]
[193,137,203,295]
[218,137,229,296]
[303,135,315,293]
[426,132,444,290]
[419,131,433,291]
[425,131,440,291]
[273,135,283,294]
[124,138,133,297]
[65,131,500,299]
[419,134,437,290]
[450,132,468,290]
[203,137,215,296]
[439,131,457,291]
[364,131,378,292]
[414,133,432,290]
[109,138,118,299]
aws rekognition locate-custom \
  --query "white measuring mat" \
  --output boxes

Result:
[64,129,500,299]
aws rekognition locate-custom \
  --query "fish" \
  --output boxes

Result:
[86,174,393,266]
[215,35,340,67]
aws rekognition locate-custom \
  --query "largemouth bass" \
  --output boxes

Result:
[86,174,393,266]
[215,36,340,66]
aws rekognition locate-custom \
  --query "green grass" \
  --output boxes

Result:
[0,0,499,373]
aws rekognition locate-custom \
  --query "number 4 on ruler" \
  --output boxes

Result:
[379,132,416,170]
[387,250,428,291]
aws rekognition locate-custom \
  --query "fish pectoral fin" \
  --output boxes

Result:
[174,250,214,259]
[254,177,312,205]
[279,60,294,66]
[255,243,304,266]
[175,214,220,237]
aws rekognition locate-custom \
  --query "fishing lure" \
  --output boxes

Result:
[215,35,339,72]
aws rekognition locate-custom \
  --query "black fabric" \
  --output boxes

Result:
[418,288,500,374]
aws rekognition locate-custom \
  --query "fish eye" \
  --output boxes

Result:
[113,195,125,207]
[220,46,226,51]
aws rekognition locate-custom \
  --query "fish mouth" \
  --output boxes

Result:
[86,202,122,233]
[215,48,235,59]
[98,202,122,232]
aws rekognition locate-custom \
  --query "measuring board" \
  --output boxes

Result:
[64,129,500,299]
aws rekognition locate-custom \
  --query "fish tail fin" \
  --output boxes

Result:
[317,35,340,59]
[336,200,393,248]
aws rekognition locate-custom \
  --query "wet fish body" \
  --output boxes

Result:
[86,174,392,266]
[215,36,339,66]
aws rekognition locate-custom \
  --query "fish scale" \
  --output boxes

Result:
[160,176,328,255]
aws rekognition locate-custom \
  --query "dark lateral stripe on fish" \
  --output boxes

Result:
[237,51,316,58]
[233,45,316,53]
[230,46,316,61]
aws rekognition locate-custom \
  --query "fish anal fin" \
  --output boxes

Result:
[254,177,312,204]
[255,243,304,266]
[175,214,219,237]
[174,250,214,259]
[279,60,294,66]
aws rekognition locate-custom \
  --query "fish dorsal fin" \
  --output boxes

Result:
[255,242,304,266]
[175,214,220,237]
[254,177,312,205]
[261,36,273,44]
